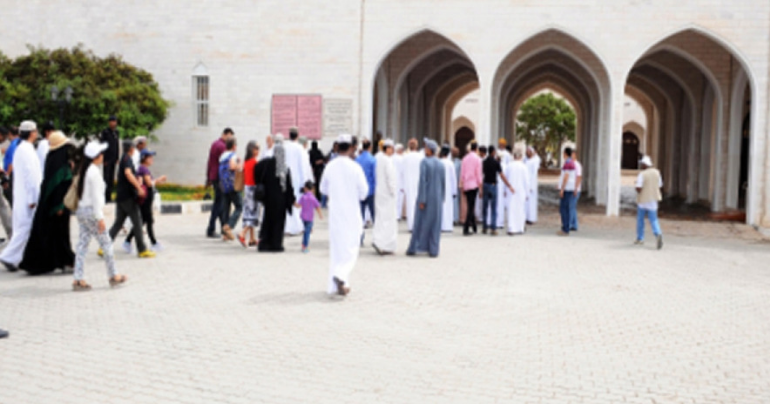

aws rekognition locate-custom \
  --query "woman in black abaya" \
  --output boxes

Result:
[20,132,76,274]
[255,135,295,252]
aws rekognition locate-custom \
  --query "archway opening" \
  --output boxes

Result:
[372,30,479,147]
[454,126,475,157]
[512,89,578,168]
[621,132,641,170]
[623,28,755,222]
[492,29,611,207]
[739,87,751,209]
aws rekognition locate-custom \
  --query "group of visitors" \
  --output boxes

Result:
[0,117,167,291]
[0,119,665,339]
[203,126,665,298]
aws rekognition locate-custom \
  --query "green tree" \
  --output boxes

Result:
[0,45,169,139]
[515,93,576,165]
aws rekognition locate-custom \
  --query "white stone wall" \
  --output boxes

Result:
[2,0,769,226]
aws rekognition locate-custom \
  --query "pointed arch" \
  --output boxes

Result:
[369,29,479,144]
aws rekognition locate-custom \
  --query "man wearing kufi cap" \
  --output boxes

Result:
[406,138,445,257]
[635,155,664,249]
[503,149,529,235]
[0,121,42,271]
[372,138,398,255]
[320,134,369,296]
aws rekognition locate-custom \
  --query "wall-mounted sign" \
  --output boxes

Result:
[271,94,323,139]
[323,98,354,138]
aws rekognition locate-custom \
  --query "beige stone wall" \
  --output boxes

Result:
[1,0,768,227]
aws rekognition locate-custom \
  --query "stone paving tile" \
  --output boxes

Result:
[0,211,769,403]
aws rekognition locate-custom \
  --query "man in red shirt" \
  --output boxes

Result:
[206,128,234,238]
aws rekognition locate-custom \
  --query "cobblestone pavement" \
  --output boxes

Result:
[1,210,769,404]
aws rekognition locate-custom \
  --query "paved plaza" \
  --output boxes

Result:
[1,209,769,404]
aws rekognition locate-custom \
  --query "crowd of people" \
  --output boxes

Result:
[204,126,665,298]
[0,117,166,282]
[0,120,665,339]
[0,116,172,337]
[206,128,662,296]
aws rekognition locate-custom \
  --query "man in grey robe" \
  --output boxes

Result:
[406,138,445,258]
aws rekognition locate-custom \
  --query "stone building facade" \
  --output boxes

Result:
[2,0,769,229]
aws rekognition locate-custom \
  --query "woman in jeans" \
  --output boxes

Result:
[72,141,127,291]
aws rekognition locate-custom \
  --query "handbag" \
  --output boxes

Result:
[234,168,245,192]
[64,175,80,211]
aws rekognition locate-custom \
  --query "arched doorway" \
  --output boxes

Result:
[621,132,641,169]
[739,111,750,209]
[454,126,474,156]
[491,29,612,207]
[622,28,757,223]
[370,30,479,145]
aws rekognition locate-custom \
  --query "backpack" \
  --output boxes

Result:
[219,153,236,193]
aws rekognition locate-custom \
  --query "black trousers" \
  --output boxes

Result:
[103,162,116,202]
[3,176,12,208]
[109,199,147,253]
[463,188,479,234]
[126,194,157,245]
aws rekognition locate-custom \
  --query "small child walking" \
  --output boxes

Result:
[295,181,323,253]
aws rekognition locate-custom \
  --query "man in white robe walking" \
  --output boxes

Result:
[372,139,398,255]
[525,147,541,224]
[320,134,369,296]
[393,143,405,220]
[1,121,42,272]
[283,128,313,235]
[401,138,423,231]
[504,150,529,235]
[439,145,456,233]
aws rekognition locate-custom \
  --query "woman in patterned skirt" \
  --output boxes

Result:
[238,141,260,247]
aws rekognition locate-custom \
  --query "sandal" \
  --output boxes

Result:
[72,280,92,292]
[109,274,128,288]
[248,240,258,247]
[238,235,247,248]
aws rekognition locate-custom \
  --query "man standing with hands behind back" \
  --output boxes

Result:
[100,115,120,202]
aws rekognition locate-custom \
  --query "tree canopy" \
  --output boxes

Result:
[0,45,169,139]
[515,92,576,162]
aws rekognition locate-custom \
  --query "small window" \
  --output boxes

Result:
[193,75,209,127]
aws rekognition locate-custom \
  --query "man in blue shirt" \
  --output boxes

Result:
[2,127,20,207]
[3,130,20,173]
[356,139,377,226]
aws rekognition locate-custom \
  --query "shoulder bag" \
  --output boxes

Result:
[64,175,80,211]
